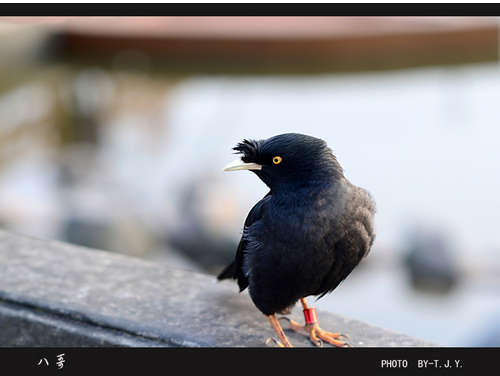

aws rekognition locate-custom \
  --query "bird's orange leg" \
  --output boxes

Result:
[279,298,350,347]
[265,314,293,347]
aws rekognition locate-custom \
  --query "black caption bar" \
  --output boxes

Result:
[1,4,500,16]
[1,347,497,375]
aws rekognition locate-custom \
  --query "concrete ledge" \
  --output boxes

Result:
[0,230,434,347]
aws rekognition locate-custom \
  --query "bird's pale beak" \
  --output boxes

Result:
[223,158,262,172]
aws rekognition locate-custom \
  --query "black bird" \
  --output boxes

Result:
[218,133,376,347]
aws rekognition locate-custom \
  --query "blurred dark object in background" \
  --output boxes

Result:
[55,16,498,74]
[61,216,112,251]
[3,16,497,74]
[403,227,460,294]
[165,178,238,275]
[167,229,236,275]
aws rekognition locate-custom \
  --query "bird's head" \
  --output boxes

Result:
[224,133,344,190]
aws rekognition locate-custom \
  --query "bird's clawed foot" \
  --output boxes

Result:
[309,324,350,347]
[265,337,287,348]
[266,315,293,347]
[279,317,350,347]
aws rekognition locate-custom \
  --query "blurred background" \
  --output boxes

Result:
[0,16,499,346]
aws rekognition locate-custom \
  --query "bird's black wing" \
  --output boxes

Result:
[315,186,375,299]
[217,192,271,292]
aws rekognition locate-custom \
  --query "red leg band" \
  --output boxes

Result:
[303,307,318,325]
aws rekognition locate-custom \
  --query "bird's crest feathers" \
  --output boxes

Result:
[233,139,260,162]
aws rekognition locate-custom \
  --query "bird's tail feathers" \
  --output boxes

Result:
[217,261,236,280]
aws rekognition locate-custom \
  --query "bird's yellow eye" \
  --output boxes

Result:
[272,156,282,165]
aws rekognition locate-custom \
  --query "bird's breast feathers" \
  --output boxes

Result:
[244,181,374,261]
